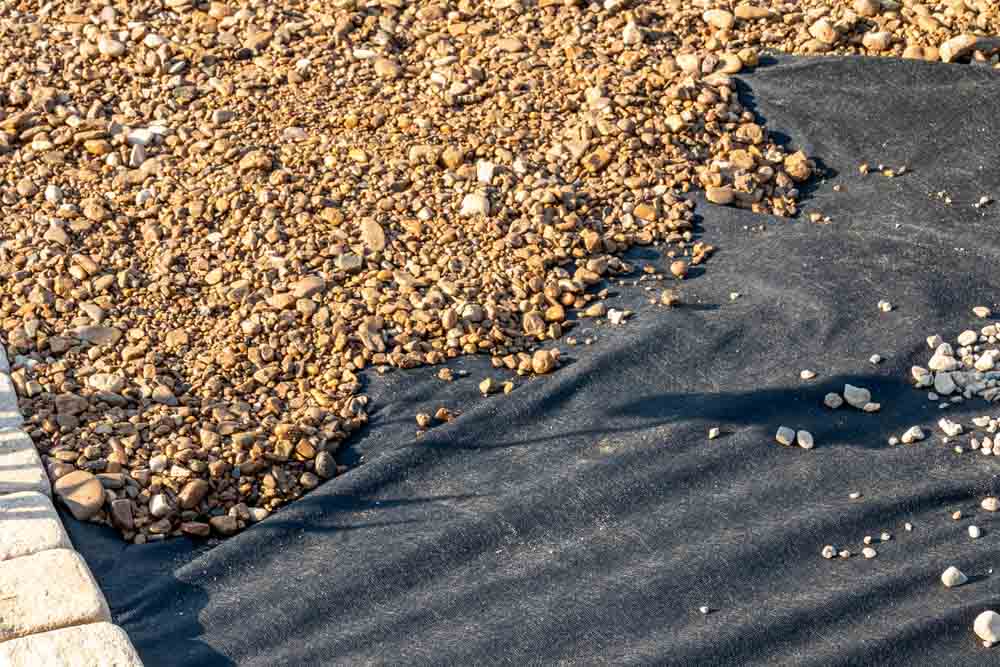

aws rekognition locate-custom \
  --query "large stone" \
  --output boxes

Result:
[0,549,110,642]
[0,622,143,667]
[73,325,123,346]
[52,470,105,520]
[0,492,71,561]
[178,479,210,509]
[0,429,49,496]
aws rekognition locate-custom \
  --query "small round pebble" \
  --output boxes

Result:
[699,606,711,615]
[905,522,913,532]
[974,307,992,319]
[775,426,795,446]
[870,354,883,364]
[983,497,1000,512]
[849,492,862,500]
[970,525,982,539]
[862,547,877,559]
[941,566,968,588]
[708,427,721,440]
[800,369,817,380]
[878,300,893,312]
[821,545,836,559]
[796,430,814,450]
[824,393,844,409]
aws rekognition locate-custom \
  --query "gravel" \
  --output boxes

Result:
[0,0,996,545]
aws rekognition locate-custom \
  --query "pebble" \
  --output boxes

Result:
[843,384,872,409]
[800,370,816,380]
[775,426,795,446]
[862,547,877,559]
[708,427,721,440]
[821,545,836,559]
[869,354,882,365]
[975,610,1000,647]
[901,426,926,444]
[938,418,963,437]
[52,470,105,521]
[941,566,968,588]
[878,301,893,313]
[974,307,992,319]
[982,497,1000,512]
[849,492,862,500]
[970,526,982,539]
[460,193,491,217]
[796,430,814,450]
[824,393,844,409]
[698,605,711,615]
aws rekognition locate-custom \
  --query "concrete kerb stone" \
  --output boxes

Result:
[0,622,144,667]
[0,372,23,431]
[0,548,111,642]
[0,492,72,562]
[0,429,49,498]
[0,340,143,664]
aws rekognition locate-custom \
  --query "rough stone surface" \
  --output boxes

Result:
[0,622,142,667]
[0,429,49,497]
[0,492,71,561]
[52,470,105,521]
[0,549,110,642]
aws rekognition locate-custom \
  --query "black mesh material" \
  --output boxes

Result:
[68,55,1000,666]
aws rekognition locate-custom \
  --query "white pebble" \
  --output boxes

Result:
[823,393,844,409]
[905,522,913,532]
[900,426,925,444]
[800,369,816,380]
[821,545,836,559]
[974,307,992,319]
[698,605,711,615]
[975,610,1000,646]
[941,566,968,588]
[970,525,982,539]
[982,497,1000,512]
[862,547,877,559]
[708,427,721,440]
[775,426,795,446]
[878,300,892,312]
[880,532,891,542]
[849,492,862,500]
[869,354,883,365]
[796,430,814,450]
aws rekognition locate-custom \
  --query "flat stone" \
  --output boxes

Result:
[0,429,49,497]
[52,470,105,520]
[0,492,71,561]
[775,426,795,446]
[178,479,209,510]
[0,549,110,642]
[0,622,142,667]
[843,384,871,409]
[0,372,22,429]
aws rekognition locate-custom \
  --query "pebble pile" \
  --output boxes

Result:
[0,0,996,546]
[0,0,819,543]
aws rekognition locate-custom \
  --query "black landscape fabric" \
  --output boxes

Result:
[67,55,1000,666]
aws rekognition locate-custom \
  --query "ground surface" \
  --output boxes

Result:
[67,54,1000,666]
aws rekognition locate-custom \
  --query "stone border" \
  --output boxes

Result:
[0,339,143,665]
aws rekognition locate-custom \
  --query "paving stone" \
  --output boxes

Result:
[0,622,143,667]
[0,492,71,561]
[0,549,110,642]
[0,372,22,430]
[0,429,49,497]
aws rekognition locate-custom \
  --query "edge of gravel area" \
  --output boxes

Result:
[0,337,143,665]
